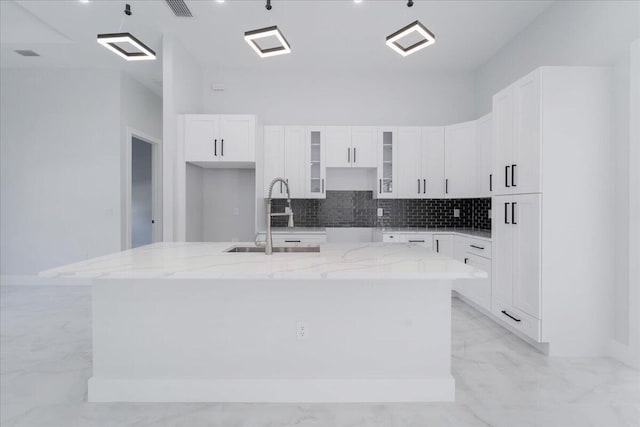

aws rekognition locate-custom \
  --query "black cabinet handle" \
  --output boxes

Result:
[470,244,485,250]
[379,179,382,194]
[354,148,356,163]
[418,179,421,194]
[505,165,510,187]
[504,202,510,224]
[214,139,217,156]
[512,202,517,225]
[464,257,469,264]
[445,179,449,194]
[322,179,325,193]
[490,174,493,192]
[436,239,439,252]
[423,179,426,194]
[501,310,521,322]
[408,240,425,243]
[221,139,224,156]
[284,240,301,243]
[511,164,516,187]
[348,148,350,163]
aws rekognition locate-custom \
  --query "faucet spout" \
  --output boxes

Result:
[265,177,294,255]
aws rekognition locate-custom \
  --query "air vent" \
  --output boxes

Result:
[164,0,192,17]
[14,49,40,57]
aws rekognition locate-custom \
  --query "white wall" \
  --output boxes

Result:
[629,39,640,368]
[474,0,640,115]
[202,68,477,126]
[162,36,203,242]
[185,163,203,242]
[1,69,120,277]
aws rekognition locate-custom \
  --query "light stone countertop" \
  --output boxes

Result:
[39,242,486,281]
[376,227,492,241]
[266,227,327,234]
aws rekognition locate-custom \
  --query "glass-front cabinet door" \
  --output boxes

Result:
[375,128,397,199]
[306,127,326,199]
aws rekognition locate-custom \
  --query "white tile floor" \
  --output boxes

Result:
[1,285,638,427]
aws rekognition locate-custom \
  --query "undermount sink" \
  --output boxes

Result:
[224,246,320,253]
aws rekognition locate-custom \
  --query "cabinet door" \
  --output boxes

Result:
[375,128,398,199]
[263,126,286,199]
[511,193,541,319]
[491,195,513,306]
[433,234,455,258]
[350,127,378,168]
[397,127,423,198]
[324,126,351,168]
[513,70,542,194]
[476,113,493,197]
[453,235,469,263]
[306,128,326,198]
[459,254,492,311]
[219,115,255,162]
[284,126,306,198]
[444,121,477,198]
[421,127,445,198]
[492,86,514,195]
[185,115,219,162]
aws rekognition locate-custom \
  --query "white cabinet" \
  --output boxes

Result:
[375,128,398,199]
[397,127,445,199]
[306,127,326,199]
[400,233,433,249]
[263,126,305,199]
[257,232,327,245]
[457,254,492,311]
[325,127,377,168]
[492,69,541,195]
[476,113,493,197]
[453,235,469,263]
[433,234,454,257]
[185,115,255,164]
[444,121,477,198]
[492,194,541,339]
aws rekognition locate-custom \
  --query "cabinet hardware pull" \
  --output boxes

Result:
[436,239,439,252]
[214,139,217,156]
[354,148,356,163]
[512,202,517,225]
[504,202,510,224]
[505,165,510,187]
[470,244,484,250]
[284,240,301,243]
[418,179,421,194]
[379,179,382,194]
[408,240,424,243]
[221,139,224,156]
[348,148,350,163]
[490,174,493,192]
[511,164,516,187]
[445,179,449,194]
[423,179,426,194]
[501,310,521,322]
[464,258,469,264]
[322,179,325,193]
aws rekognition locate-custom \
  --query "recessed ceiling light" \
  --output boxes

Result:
[79,0,90,3]
[97,33,156,61]
[215,0,225,3]
[244,26,291,58]
[386,20,435,57]
[354,0,363,3]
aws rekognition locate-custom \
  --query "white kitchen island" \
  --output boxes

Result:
[41,242,485,403]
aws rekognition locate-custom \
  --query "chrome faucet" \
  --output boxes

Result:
[263,177,294,255]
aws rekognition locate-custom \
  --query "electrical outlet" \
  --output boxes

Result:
[377,208,383,217]
[296,321,308,340]
[488,209,492,219]
[233,207,240,216]
[453,209,460,218]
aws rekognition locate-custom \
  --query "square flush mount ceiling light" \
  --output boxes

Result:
[386,20,435,57]
[97,32,156,61]
[244,25,291,58]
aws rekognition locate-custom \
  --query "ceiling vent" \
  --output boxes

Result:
[14,49,39,57]
[164,0,193,17]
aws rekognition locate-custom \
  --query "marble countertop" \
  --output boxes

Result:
[262,227,327,234]
[375,227,492,241]
[39,242,486,281]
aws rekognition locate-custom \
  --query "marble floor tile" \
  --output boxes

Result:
[1,286,638,427]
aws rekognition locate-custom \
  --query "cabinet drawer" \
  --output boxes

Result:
[400,234,433,248]
[466,238,492,258]
[258,233,327,244]
[492,298,541,342]
[382,234,401,242]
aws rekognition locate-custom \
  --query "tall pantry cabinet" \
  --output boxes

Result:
[491,67,613,357]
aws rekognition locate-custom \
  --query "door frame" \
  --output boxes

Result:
[123,127,162,250]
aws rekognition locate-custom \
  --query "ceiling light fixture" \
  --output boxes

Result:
[386,20,435,57]
[244,1,291,58]
[97,4,156,61]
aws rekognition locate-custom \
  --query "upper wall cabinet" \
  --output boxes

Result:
[263,126,306,199]
[492,69,541,195]
[444,120,477,198]
[324,126,378,168]
[397,127,445,199]
[306,127,326,199]
[374,128,398,199]
[185,115,256,164]
[476,113,493,197]
[421,127,446,198]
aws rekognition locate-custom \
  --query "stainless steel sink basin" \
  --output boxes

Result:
[224,246,320,253]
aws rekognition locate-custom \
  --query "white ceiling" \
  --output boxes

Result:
[0,0,554,93]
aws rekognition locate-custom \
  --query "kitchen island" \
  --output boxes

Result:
[41,242,485,403]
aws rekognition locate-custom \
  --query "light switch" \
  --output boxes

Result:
[377,208,383,217]
[488,209,492,219]
[453,209,460,218]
